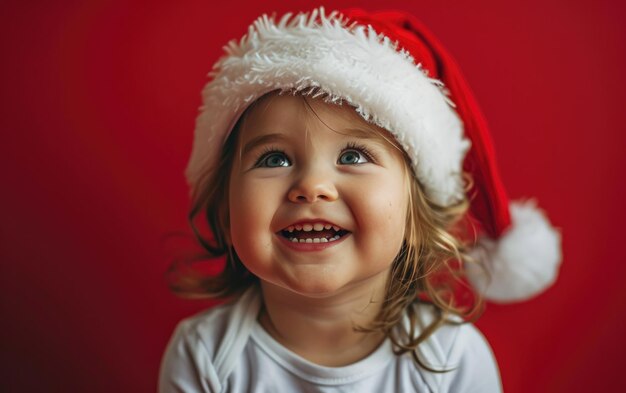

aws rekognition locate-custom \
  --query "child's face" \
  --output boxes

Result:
[228,93,409,298]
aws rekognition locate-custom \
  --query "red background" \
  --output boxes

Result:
[2,0,625,392]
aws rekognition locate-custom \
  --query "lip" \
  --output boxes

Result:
[275,231,350,252]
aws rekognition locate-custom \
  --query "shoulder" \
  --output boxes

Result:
[410,303,503,393]
[168,298,238,357]
[158,287,261,393]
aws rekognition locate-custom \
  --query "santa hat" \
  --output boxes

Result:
[186,7,562,303]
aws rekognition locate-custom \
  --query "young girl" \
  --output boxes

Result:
[160,7,561,392]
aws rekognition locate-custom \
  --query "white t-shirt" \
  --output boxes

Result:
[159,287,502,392]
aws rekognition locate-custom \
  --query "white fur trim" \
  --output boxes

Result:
[186,8,469,206]
[467,200,562,303]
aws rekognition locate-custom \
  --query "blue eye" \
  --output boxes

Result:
[338,149,369,165]
[257,152,291,168]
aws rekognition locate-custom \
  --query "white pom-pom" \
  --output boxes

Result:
[467,200,562,303]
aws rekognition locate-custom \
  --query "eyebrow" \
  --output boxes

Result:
[337,127,382,140]
[241,127,390,155]
[242,133,289,155]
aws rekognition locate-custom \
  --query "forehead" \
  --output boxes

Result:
[237,92,400,147]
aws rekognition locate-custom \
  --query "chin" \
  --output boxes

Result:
[279,277,350,298]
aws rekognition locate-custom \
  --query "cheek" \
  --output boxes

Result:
[378,199,408,248]
[353,177,409,248]
[229,196,267,272]
[229,178,253,244]
[367,174,408,218]
[228,177,283,260]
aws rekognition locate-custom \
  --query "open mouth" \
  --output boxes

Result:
[279,222,350,244]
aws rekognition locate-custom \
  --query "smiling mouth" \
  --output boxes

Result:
[279,222,350,244]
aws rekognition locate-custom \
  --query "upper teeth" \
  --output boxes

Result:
[286,223,340,232]
[290,235,342,243]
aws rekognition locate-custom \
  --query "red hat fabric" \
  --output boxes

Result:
[342,9,512,239]
[186,7,562,302]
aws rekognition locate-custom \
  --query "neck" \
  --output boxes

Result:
[258,276,389,367]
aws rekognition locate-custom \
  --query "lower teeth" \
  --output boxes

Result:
[290,235,341,243]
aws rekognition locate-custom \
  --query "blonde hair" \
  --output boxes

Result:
[168,92,483,370]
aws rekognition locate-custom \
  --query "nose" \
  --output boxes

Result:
[287,166,338,203]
